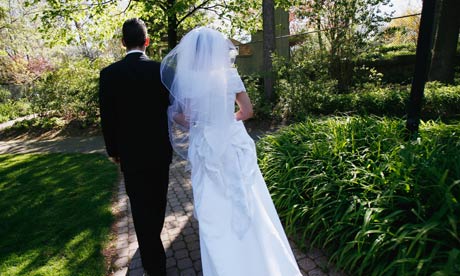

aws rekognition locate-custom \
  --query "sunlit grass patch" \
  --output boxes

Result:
[0,153,119,276]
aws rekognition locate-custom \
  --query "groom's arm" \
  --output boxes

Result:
[98,69,119,159]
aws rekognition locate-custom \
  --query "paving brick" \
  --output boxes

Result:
[177,258,193,270]
[116,239,128,249]
[118,247,129,258]
[189,249,201,261]
[117,226,128,235]
[114,256,129,268]
[315,255,330,269]
[184,235,198,243]
[166,267,180,276]
[307,247,325,259]
[193,260,202,271]
[172,240,187,250]
[166,248,174,257]
[129,257,143,269]
[128,267,144,276]
[128,235,137,243]
[182,227,195,235]
[308,267,329,276]
[298,257,318,272]
[180,268,197,276]
[166,257,177,268]
[174,248,189,259]
[186,241,200,251]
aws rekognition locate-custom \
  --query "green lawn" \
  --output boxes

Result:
[0,153,119,276]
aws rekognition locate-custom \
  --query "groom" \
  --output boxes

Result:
[98,18,172,276]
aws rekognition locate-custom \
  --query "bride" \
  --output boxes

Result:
[160,26,302,276]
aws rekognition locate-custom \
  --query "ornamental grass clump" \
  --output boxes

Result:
[257,116,460,276]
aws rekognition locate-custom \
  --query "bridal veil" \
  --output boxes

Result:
[160,27,239,165]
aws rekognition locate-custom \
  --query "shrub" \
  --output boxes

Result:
[30,57,112,125]
[272,81,460,123]
[241,73,274,121]
[0,99,31,123]
[257,116,460,276]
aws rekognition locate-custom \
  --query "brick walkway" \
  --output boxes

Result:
[111,154,347,276]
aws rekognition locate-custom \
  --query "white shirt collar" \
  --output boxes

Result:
[126,49,145,55]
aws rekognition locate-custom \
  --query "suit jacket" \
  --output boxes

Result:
[98,52,172,172]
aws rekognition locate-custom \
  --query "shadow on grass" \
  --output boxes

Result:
[0,136,106,155]
[0,153,119,276]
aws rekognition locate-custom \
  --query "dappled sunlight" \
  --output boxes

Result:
[0,136,106,155]
[0,153,118,275]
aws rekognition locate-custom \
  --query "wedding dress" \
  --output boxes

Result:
[161,27,302,276]
[189,68,302,276]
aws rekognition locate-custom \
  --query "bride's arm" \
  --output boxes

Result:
[235,91,254,121]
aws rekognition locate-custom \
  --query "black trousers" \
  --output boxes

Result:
[123,164,170,275]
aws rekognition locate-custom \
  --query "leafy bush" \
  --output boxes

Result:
[424,81,460,119]
[274,77,338,121]
[0,86,33,123]
[241,73,274,121]
[9,116,66,131]
[359,43,417,61]
[272,81,460,123]
[0,99,31,123]
[0,86,11,102]
[30,58,112,125]
[257,116,460,276]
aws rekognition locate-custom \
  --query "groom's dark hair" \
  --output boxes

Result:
[122,18,148,48]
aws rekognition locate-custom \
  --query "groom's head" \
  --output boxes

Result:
[122,18,150,50]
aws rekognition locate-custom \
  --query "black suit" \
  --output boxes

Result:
[98,52,172,275]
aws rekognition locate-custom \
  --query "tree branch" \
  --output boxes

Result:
[177,0,213,26]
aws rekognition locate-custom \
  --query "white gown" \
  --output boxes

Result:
[187,68,303,276]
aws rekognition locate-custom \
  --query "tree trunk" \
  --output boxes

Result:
[263,0,275,102]
[167,0,178,50]
[406,0,437,135]
[316,17,323,53]
[428,0,460,84]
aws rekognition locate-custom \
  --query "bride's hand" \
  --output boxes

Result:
[174,113,190,129]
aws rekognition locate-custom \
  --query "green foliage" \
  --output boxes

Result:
[241,73,273,121]
[0,86,10,102]
[0,153,118,276]
[25,0,136,53]
[274,76,338,121]
[140,0,263,49]
[271,52,460,123]
[0,55,53,85]
[293,0,393,92]
[379,9,420,47]
[423,82,460,120]
[30,57,112,125]
[0,0,56,86]
[6,115,66,133]
[257,116,460,276]
[25,0,263,56]
[0,99,31,123]
[360,44,417,61]
[0,86,32,123]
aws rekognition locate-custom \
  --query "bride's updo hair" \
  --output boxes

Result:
[122,18,148,48]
